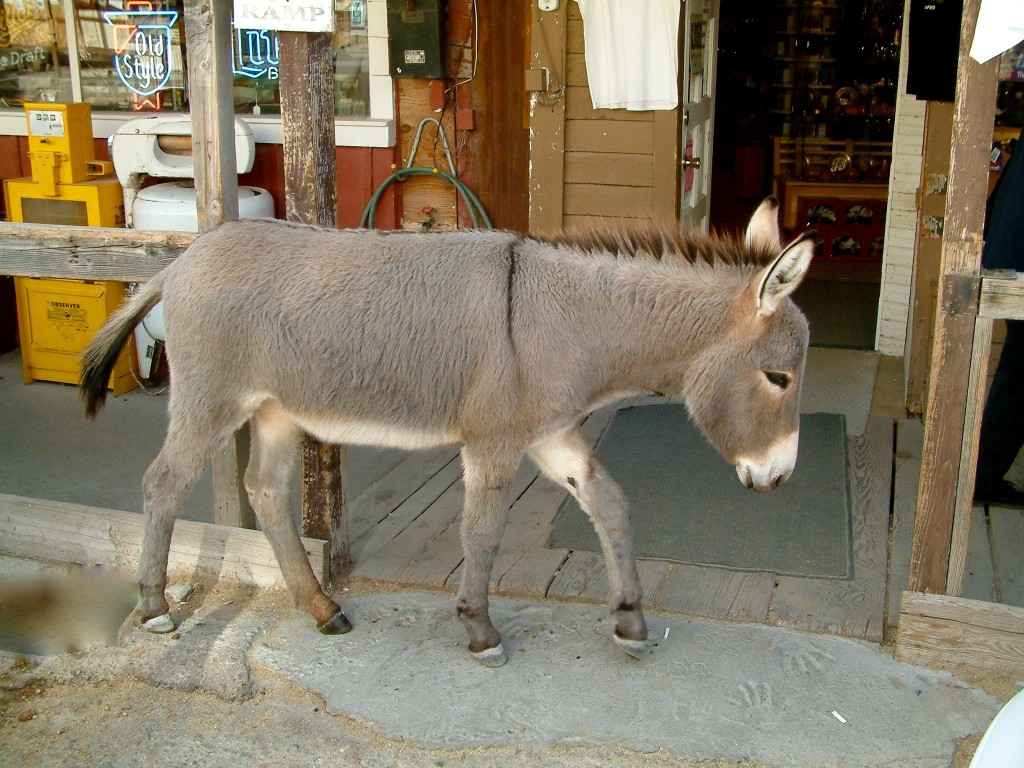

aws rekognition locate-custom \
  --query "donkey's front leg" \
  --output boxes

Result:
[456,444,519,667]
[529,427,649,657]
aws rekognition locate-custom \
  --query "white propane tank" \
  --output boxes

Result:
[132,181,275,232]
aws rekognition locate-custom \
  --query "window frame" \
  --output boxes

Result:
[0,0,394,147]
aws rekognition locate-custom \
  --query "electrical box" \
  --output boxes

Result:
[387,0,445,79]
[6,102,134,394]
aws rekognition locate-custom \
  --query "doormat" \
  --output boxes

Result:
[792,279,878,349]
[547,406,852,579]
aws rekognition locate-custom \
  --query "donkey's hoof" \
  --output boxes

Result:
[470,643,508,667]
[142,612,176,634]
[318,610,353,635]
[613,633,652,660]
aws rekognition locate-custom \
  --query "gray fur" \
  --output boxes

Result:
[80,197,816,661]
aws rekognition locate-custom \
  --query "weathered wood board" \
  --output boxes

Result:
[0,494,327,587]
[896,590,1024,676]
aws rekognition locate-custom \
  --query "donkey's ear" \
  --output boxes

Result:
[744,196,782,253]
[755,232,817,317]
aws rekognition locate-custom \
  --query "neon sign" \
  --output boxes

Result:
[103,2,179,111]
[232,28,280,81]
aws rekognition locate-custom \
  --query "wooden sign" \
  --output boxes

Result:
[232,0,336,33]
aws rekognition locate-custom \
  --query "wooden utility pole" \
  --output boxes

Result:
[279,30,349,580]
[908,0,998,594]
[183,0,256,530]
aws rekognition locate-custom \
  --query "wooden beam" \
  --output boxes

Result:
[280,32,338,226]
[895,591,1024,676]
[946,317,992,595]
[0,223,192,280]
[980,270,1024,320]
[905,101,955,415]
[907,0,998,594]
[652,110,680,221]
[469,0,529,231]
[184,0,255,531]
[183,0,240,229]
[279,31,349,581]
[0,494,327,588]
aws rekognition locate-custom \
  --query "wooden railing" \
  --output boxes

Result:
[0,223,193,281]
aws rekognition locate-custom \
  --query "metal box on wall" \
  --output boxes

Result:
[387,0,445,78]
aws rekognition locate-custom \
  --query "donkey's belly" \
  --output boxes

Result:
[289,412,459,451]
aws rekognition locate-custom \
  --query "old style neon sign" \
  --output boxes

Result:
[103,1,179,111]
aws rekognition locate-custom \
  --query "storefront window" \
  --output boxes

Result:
[232,0,370,116]
[82,1,186,111]
[0,1,72,106]
[0,0,373,117]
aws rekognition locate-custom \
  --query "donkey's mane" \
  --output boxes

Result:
[532,221,775,268]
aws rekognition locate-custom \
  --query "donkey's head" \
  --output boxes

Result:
[684,198,816,492]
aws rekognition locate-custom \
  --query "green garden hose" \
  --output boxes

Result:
[359,164,493,230]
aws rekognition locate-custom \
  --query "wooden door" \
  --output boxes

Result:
[527,1,680,233]
[678,0,719,231]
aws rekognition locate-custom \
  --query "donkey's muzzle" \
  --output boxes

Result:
[734,431,798,492]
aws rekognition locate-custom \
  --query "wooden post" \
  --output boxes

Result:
[527,1,567,233]
[183,0,256,530]
[907,0,998,594]
[279,31,349,580]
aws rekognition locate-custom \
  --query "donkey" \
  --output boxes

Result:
[80,197,816,666]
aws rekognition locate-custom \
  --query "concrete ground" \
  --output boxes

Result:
[0,555,1014,768]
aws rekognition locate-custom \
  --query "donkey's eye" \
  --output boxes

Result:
[764,371,791,390]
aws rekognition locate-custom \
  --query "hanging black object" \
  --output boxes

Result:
[906,0,963,102]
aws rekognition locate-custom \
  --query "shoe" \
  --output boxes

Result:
[973,479,1024,508]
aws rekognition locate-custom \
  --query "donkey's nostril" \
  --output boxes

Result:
[735,464,754,489]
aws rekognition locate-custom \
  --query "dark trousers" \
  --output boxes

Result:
[975,319,1024,490]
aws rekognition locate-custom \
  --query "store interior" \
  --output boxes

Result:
[710,0,1021,348]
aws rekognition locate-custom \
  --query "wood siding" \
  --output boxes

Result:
[529,3,678,233]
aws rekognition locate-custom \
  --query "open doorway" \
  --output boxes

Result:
[711,0,903,350]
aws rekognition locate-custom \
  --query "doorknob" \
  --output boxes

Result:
[682,157,702,170]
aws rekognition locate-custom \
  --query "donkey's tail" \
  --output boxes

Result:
[80,276,165,419]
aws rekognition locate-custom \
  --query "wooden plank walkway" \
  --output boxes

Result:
[346,401,894,642]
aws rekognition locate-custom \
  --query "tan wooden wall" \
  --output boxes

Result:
[530,3,679,232]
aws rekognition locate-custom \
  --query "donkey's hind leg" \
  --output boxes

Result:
[135,417,223,632]
[456,443,520,667]
[529,427,649,657]
[245,401,351,635]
